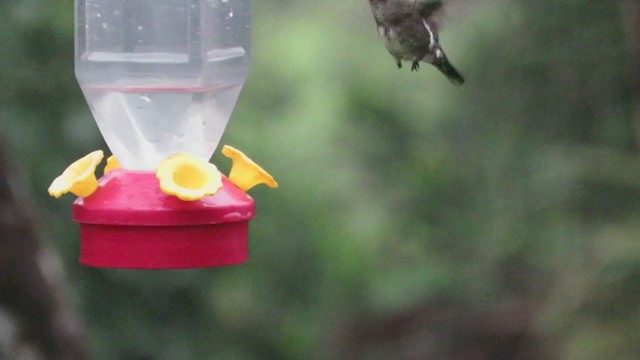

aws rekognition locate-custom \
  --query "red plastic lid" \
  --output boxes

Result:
[72,170,255,269]
[73,170,255,226]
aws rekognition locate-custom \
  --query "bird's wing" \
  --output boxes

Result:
[418,0,444,18]
[417,0,445,31]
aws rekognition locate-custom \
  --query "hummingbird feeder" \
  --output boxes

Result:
[48,0,277,269]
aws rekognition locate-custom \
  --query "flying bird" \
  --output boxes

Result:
[368,0,465,85]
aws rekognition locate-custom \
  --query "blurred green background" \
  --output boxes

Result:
[2,0,640,359]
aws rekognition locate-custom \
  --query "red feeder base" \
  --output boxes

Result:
[72,170,255,269]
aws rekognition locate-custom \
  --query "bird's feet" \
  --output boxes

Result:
[396,61,402,69]
[411,61,420,71]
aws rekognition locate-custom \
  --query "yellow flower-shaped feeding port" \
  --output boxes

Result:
[157,154,223,201]
[222,145,278,192]
[48,150,104,198]
[104,155,120,174]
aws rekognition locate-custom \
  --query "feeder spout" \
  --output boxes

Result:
[104,155,120,174]
[156,154,223,201]
[222,145,278,192]
[48,150,104,198]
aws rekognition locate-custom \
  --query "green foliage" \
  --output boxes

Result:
[2,0,639,358]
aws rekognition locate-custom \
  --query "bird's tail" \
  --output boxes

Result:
[434,53,465,86]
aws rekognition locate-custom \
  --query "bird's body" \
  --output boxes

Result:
[369,0,465,85]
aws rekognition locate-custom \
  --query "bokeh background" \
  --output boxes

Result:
[1,0,640,359]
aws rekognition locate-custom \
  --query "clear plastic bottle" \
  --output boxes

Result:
[75,0,251,170]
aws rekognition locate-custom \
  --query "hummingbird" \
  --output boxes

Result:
[369,0,465,85]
